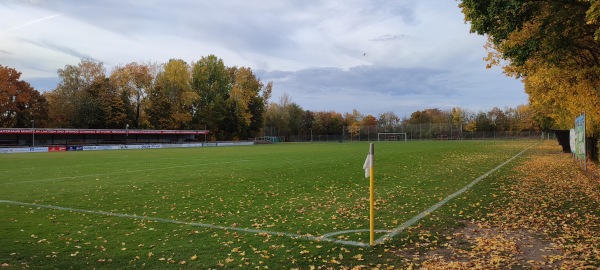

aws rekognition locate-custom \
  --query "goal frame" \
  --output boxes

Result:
[377,132,407,142]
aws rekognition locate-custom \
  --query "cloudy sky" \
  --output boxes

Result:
[0,0,527,117]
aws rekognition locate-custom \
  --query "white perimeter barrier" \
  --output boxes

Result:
[0,147,48,154]
[0,142,254,154]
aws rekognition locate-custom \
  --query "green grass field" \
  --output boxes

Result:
[0,140,536,268]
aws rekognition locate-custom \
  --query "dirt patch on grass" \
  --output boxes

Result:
[420,221,563,269]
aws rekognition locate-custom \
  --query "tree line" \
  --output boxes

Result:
[1,56,273,141]
[2,57,541,141]
[264,95,537,139]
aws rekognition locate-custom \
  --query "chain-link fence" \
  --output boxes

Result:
[272,123,546,142]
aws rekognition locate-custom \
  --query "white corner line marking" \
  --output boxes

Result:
[374,143,538,245]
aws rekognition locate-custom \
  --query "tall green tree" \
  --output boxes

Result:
[303,110,315,134]
[74,78,127,129]
[248,81,272,137]
[474,111,493,132]
[190,55,231,139]
[47,59,107,128]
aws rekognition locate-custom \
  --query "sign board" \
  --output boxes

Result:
[575,114,586,160]
[0,142,253,154]
[0,147,48,153]
[49,146,66,152]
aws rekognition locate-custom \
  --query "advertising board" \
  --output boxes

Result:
[575,114,586,160]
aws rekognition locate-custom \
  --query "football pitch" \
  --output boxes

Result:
[0,140,536,268]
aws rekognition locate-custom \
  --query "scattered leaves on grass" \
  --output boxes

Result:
[6,141,594,268]
[419,142,599,269]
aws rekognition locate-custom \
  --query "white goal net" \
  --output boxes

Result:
[377,133,407,142]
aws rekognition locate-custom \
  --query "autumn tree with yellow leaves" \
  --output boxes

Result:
[459,0,600,136]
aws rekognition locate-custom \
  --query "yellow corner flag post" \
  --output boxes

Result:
[363,143,375,245]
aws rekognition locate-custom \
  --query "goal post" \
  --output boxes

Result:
[377,133,407,142]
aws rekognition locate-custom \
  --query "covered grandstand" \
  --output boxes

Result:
[0,128,209,147]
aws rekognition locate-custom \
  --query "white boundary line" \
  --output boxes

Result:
[0,143,537,247]
[374,142,538,245]
[0,199,370,247]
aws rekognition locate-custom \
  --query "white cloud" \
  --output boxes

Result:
[0,0,527,115]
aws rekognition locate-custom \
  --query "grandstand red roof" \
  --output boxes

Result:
[0,128,209,135]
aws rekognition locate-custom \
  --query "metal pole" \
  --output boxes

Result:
[368,143,375,246]
[31,120,35,147]
[584,112,587,171]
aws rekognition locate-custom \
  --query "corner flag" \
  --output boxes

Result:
[363,143,375,245]
[363,152,372,178]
